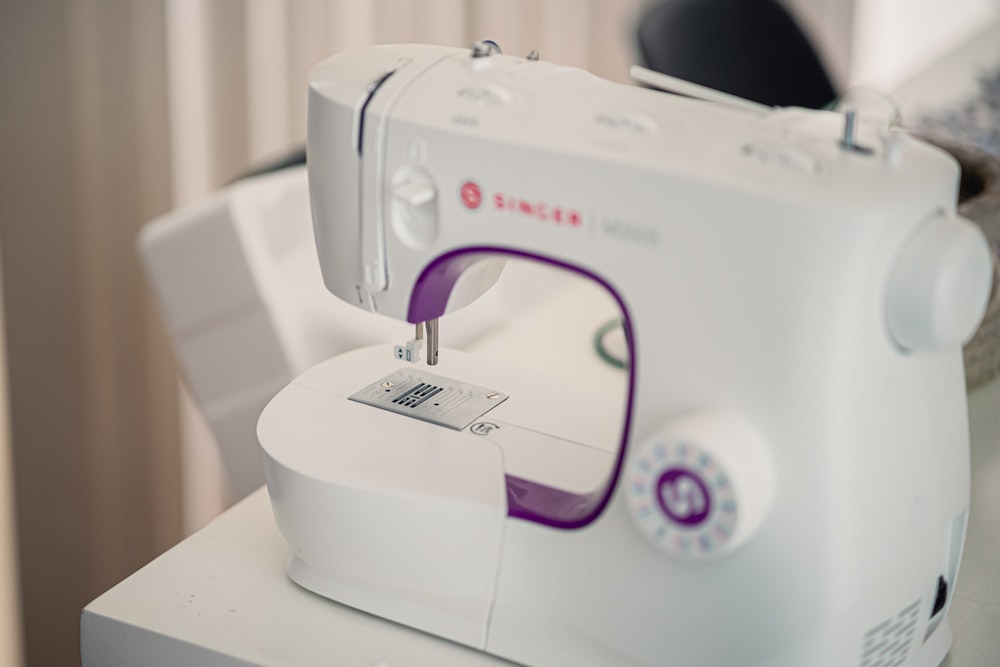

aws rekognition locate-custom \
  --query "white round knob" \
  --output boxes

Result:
[624,412,774,562]
[886,215,992,351]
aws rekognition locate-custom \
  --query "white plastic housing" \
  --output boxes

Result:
[267,44,987,667]
[886,214,992,351]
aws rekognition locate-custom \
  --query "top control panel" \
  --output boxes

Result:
[306,42,986,347]
[368,43,947,207]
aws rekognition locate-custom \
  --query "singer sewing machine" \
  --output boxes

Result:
[257,43,993,667]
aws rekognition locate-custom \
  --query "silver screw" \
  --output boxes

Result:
[486,393,500,400]
[842,107,858,149]
[381,381,394,390]
[838,106,872,154]
[471,39,502,58]
[526,49,539,61]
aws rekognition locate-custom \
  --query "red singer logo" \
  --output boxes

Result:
[460,181,482,210]
[493,192,582,227]
[460,179,583,229]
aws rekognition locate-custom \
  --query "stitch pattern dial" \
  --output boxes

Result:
[625,438,738,561]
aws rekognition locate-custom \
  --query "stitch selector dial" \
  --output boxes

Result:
[624,412,774,561]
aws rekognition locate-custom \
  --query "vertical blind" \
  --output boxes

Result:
[0,254,22,667]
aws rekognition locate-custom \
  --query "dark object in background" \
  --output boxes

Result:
[637,0,837,109]
[916,65,1000,157]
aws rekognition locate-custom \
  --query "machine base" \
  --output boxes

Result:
[916,619,953,667]
[261,346,965,667]
[290,546,957,667]
[286,553,487,651]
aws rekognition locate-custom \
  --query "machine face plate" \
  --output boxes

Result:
[349,368,507,430]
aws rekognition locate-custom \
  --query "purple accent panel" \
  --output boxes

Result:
[408,247,636,530]
[505,476,599,524]
[407,252,494,323]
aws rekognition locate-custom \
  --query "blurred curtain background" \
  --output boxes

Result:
[2,4,180,667]
[0,253,22,667]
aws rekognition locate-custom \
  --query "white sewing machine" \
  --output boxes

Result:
[257,43,993,667]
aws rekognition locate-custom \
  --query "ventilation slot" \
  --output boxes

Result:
[859,599,922,667]
[392,383,444,408]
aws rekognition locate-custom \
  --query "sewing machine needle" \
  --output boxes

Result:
[425,319,439,366]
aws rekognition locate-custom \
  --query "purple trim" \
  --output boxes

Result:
[407,253,491,324]
[655,467,712,527]
[408,247,635,530]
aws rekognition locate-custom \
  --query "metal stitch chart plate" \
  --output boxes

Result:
[349,368,508,430]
